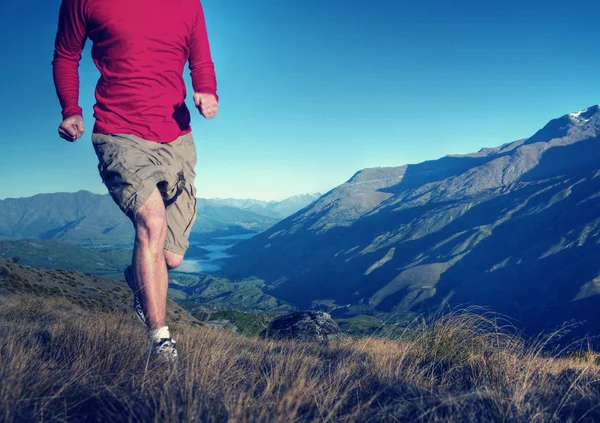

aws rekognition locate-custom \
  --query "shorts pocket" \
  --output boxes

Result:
[94,143,146,220]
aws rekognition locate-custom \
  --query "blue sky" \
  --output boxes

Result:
[0,0,599,201]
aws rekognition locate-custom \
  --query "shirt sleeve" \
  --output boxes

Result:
[189,0,218,101]
[52,0,87,120]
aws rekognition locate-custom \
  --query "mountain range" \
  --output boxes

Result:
[208,194,322,219]
[220,105,600,337]
[0,192,320,248]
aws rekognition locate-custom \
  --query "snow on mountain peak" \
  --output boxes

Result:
[568,105,600,123]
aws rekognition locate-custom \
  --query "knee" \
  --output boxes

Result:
[164,251,184,270]
[135,212,167,246]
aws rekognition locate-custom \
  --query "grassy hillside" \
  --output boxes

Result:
[0,239,131,279]
[0,256,197,325]
[2,261,600,421]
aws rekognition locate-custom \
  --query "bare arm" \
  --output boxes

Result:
[189,0,219,118]
[53,0,87,139]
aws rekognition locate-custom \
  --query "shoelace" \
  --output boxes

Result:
[153,338,178,360]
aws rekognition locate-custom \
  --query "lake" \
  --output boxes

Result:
[179,233,255,273]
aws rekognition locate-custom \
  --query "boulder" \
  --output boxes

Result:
[259,311,341,343]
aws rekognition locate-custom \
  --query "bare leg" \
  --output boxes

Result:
[164,249,184,270]
[133,188,169,330]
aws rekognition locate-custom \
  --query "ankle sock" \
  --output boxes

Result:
[149,326,170,343]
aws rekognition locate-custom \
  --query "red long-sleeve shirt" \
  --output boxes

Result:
[53,0,218,143]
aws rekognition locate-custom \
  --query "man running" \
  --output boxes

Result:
[52,0,218,362]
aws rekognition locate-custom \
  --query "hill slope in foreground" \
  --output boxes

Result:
[0,256,197,325]
[2,259,600,422]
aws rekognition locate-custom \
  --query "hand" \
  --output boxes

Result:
[58,115,85,142]
[193,93,218,119]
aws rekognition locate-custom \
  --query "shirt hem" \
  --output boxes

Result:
[92,124,192,143]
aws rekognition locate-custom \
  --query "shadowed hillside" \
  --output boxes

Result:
[221,106,600,339]
[0,191,132,248]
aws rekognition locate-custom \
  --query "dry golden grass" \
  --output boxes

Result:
[1,294,600,422]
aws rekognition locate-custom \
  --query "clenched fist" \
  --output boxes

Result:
[58,115,85,142]
[193,93,218,119]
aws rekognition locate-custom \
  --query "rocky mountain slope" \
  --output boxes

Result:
[221,105,600,335]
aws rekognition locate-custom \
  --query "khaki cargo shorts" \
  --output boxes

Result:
[91,132,197,255]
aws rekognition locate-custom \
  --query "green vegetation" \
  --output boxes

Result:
[194,310,276,337]
[170,274,292,314]
[0,239,131,279]
[334,314,385,337]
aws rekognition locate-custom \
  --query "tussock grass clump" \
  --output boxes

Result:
[1,295,599,422]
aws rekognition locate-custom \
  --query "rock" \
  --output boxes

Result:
[259,311,341,343]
